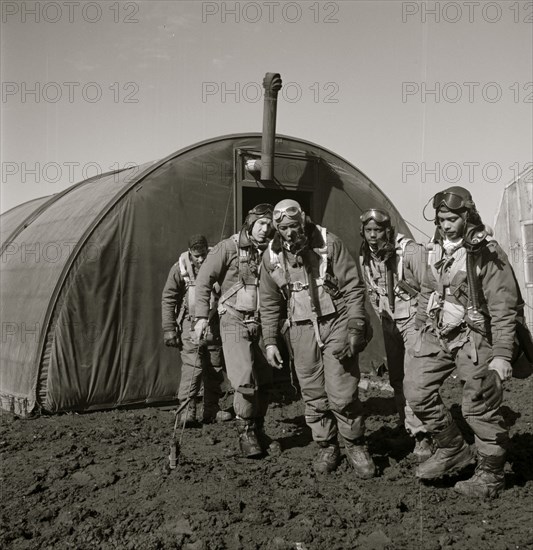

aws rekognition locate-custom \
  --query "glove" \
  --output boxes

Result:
[346,319,370,355]
[488,357,513,382]
[333,320,368,361]
[193,318,209,344]
[266,345,284,370]
[472,369,503,409]
[164,331,181,349]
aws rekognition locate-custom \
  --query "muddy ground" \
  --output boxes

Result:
[1,372,532,550]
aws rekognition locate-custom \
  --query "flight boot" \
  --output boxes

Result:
[255,417,270,451]
[313,441,341,474]
[215,410,233,422]
[413,433,434,463]
[454,454,505,499]
[344,438,376,479]
[416,422,475,479]
[235,418,263,458]
[201,401,219,424]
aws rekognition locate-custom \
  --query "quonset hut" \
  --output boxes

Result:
[0,133,412,416]
[493,166,533,329]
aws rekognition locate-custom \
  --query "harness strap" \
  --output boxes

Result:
[178,251,196,286]
[218,281,245,307]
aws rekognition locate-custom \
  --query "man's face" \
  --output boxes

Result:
[437,210,466,240]
[250,217,272,243]
[363,220,387,250]
[277,221,304,245]
[189,248,207,269]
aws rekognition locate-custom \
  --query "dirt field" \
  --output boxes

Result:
[1,373,532,550]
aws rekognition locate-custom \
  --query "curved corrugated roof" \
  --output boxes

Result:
[1,196,52,251]
[1,133,408,415]
[1,163,152,408]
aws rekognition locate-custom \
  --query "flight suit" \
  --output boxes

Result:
[161,252,224,420]
[195,230,272,421]
[360,234,426,434]
[404,239,518,458]
[261,224,367,444]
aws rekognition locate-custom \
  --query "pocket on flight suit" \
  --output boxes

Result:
[412,329,441,358]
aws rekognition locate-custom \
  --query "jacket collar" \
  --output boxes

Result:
[238,228,252,248]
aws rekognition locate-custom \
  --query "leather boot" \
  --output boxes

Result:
[454,454,505,499]
[344,438,376,479]
[235,418,263,458]
[201,400,220,424]
[394,391,407,426]
[413,433,434,463]
[215,410,233,422]
[178,400,197,428]
[416,422,475,479]
[255,417,270,451]
[313,441,341,473]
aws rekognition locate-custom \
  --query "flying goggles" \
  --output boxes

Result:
[432,191,471,211]
[248,203,274,217]
[273,205,303,222]
[360,209,391,224]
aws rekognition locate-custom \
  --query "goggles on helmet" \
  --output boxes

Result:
[248,203,274,217]
[273,205,302,223]
[360,209,391,224]
[432,191,469,211]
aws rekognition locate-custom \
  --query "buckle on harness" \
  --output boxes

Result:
[290,281,308,292]
[243,317,259,325]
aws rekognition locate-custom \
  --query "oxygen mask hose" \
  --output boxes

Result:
[466,251,483,323]
[168,314,210,469]
[169,441,180,469]
[168,398,191,469]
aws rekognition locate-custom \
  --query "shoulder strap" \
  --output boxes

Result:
[268,241,282,269]
[427,242,441,285]
[178,251,195,285]
[396,235,413,282]
[312,225,329,279]
[219,235,245,305]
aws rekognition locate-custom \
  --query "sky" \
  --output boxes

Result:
[1,0,532,239]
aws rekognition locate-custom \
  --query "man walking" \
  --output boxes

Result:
[405,186,519,498]
[162,235,225,426]
[359,208,432,462]
[195,204,275,457]
[260,199,375,478]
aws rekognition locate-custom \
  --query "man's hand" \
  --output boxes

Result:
[164,331,181,348]
[193,318,209,344]
[333,318,370,361]
[472,369,503,409]
[488,357,513,382]
[266,345,284,369]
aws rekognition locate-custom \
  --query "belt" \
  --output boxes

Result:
[220,303,259,322]
[292,312,336,325]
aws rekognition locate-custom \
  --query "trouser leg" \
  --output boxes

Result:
[382,316,406,425]
[456,332,508,458]
[220,312,271,420]
[177,321,203,403]
[201,342,224,419]
[398,316,429,436]
[199,320,224,419]
[403,330,456,432]
[321,313,365,443]
[290,323,336,444]
[254,336,272,418]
